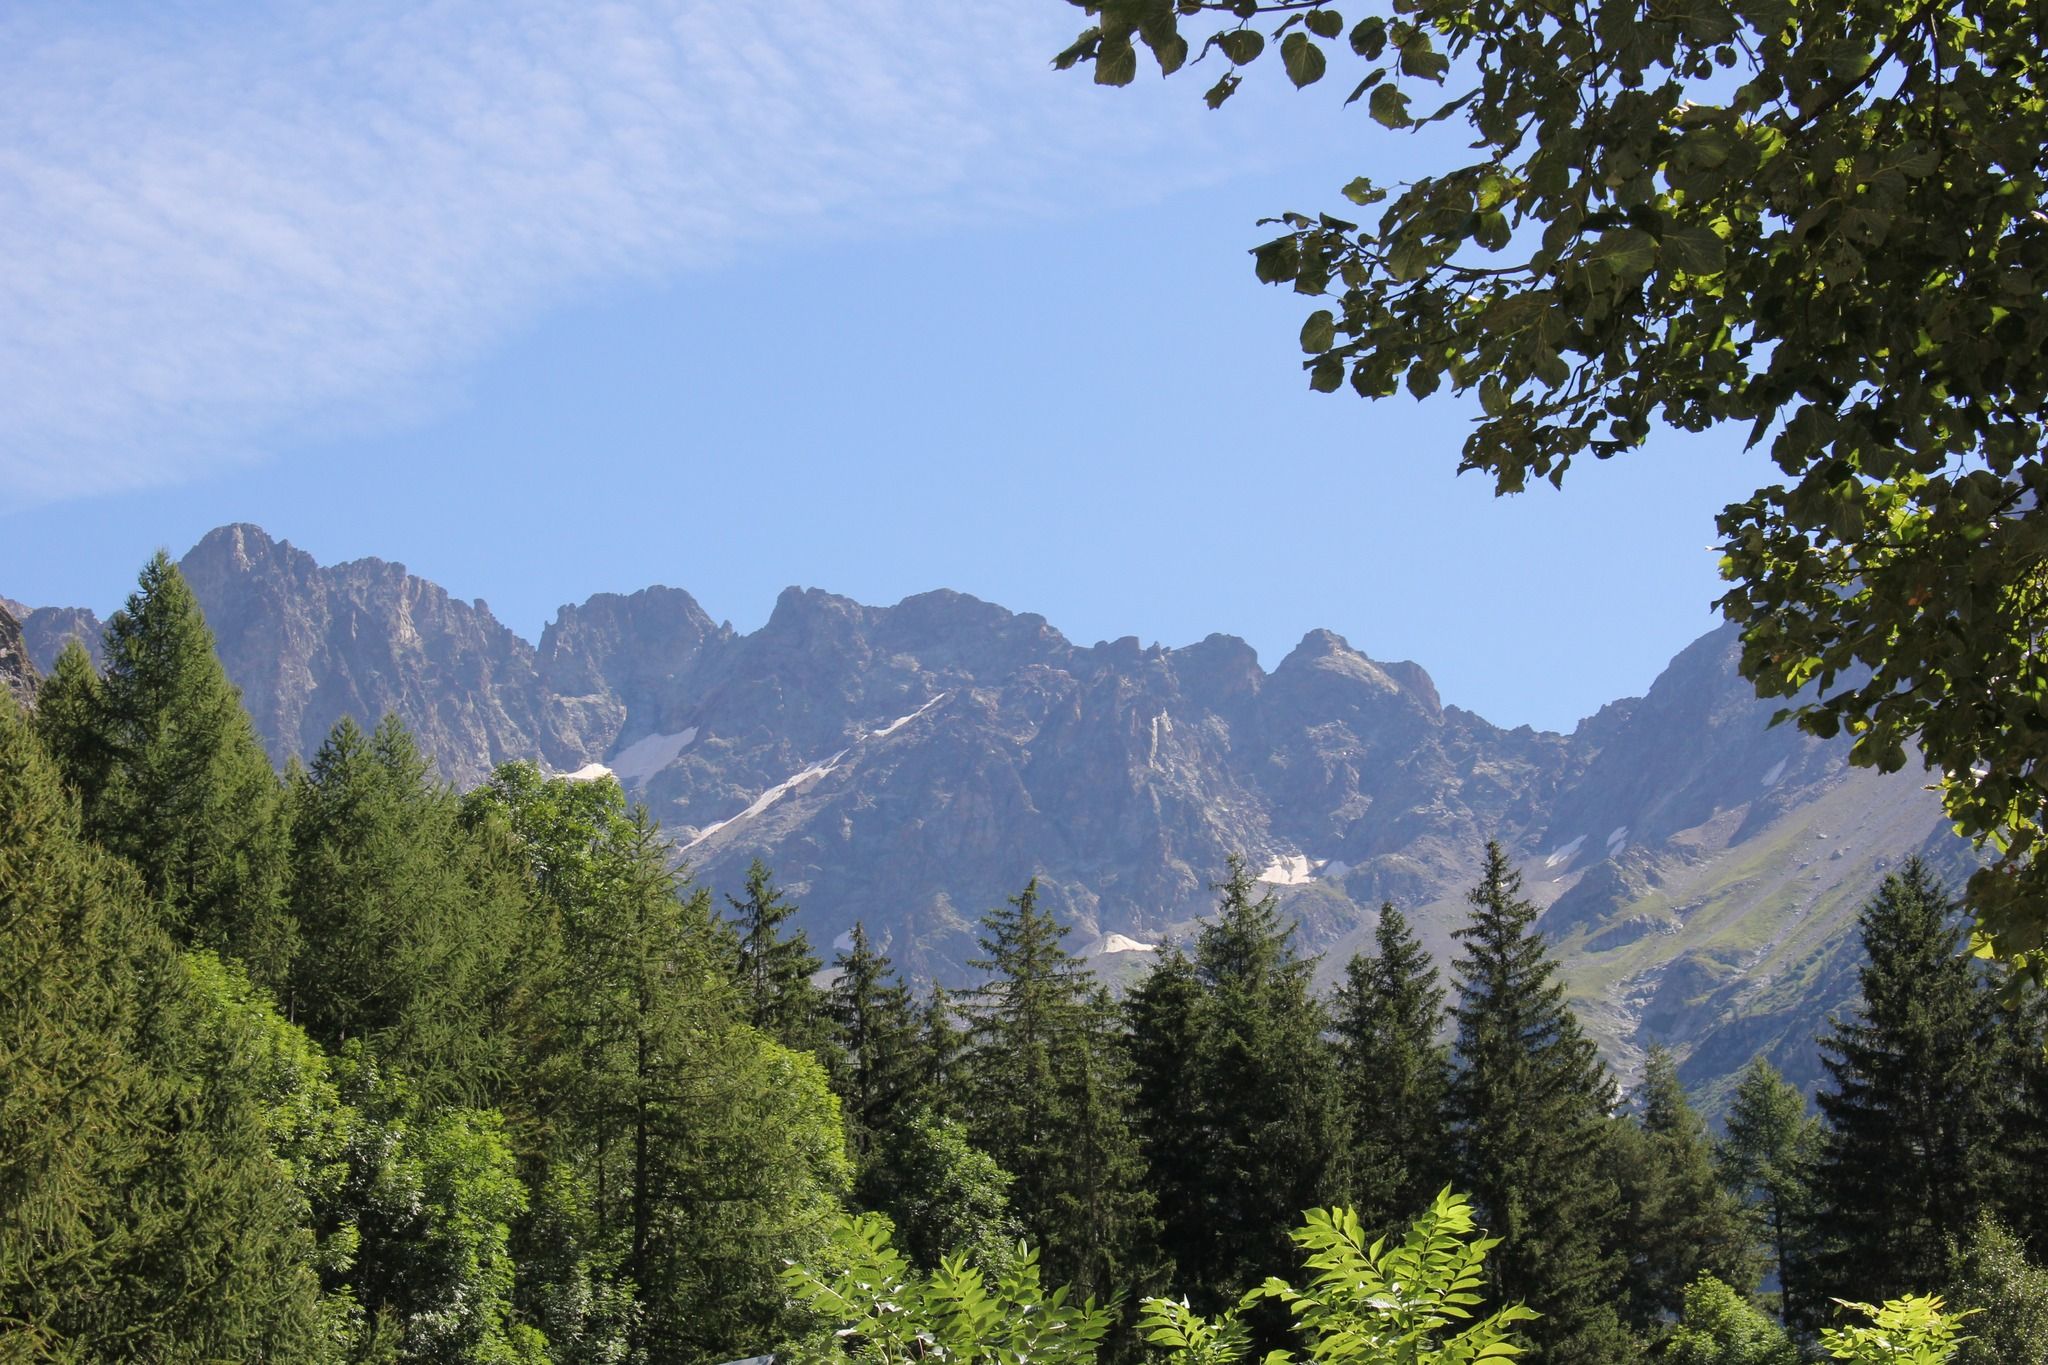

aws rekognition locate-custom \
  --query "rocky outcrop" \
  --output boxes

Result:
[0,605,37,710]
[21,606,105,672]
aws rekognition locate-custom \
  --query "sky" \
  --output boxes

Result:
[0,0,1778,733]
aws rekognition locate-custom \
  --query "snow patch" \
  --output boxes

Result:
[1761,757,1787,788]
[560,762,614,783]
[1544,834,1587,869]
[1606,824,1628,853]
[1093,933,1159,955]
[1257,854,1318,886]
[609,728,698,787]
[684,749,847,850]
[832,930,855,953]
[866,693,947,742]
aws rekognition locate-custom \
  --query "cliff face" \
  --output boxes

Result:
[0,605,37,710]
[33,525,1967,1105]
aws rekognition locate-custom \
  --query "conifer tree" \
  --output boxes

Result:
[1332,902,1450,1231]
[914,983,970,1120]
[287,714,529,1099]
[828,922,921,1182]
[1155,857,1347,1310]
[1989,991,2048,1262]
[0,699,328,1359]
[30,637,105,795]
[1123,945,1208,1294]
[728,857,828,1055]
[1812,857,2001,1305]
[1715,1056,1820,1330]
[1608,1048,1760,1335]
[963,878,1153,1299]
[61,553,293,982]
[1448,841,1631,1365]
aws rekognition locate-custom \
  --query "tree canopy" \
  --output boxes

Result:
[1052,0,2048,971]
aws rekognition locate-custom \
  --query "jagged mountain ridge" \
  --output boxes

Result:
[10,523,1971,1103]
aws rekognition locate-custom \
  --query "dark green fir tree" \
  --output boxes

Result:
[1812,857,2001,1305]
[827,920,921,1181]
[1448,842,1631,1365]
[1332,902,1451,1232]
[727,858,828,1055]
[1607,1047,1760,1336]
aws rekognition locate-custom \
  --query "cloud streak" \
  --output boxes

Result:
[0,1,1242,502]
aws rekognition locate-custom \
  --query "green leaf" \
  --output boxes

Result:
[1661,224,1727,274]
[1592,228,1657,279]
[1305,9,1344,39]
[1281,33,1327,88]
[1216,29,1264,65]
[1094,37,1138,87]
[1368,83,1412,129]
[1300,310,1336,353]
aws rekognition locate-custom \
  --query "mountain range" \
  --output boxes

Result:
[5,524,1975,1108]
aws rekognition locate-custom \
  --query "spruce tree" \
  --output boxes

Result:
[1989,990,2048,1262]
[1166,857,1347,1310]
[0,698,328,1359]
[828,922,921,1185]
[1332,902,1451,1231]
[1608,1047,1760,1335]
[963,878,1153,1299]
[30,637,106,795]
[66,553,294,983]
[1812,857,2001,1305]
[1715,1056,1820,1330]
[1448,841,1631,1365]
[727,857,828,1055]
[1123,945,1208,1294]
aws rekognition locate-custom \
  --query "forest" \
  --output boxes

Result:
[5,555,2048,1364]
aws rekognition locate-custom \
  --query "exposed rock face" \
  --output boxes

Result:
[35,525,1968,1107]
[21,606,106,672]
[0,605,37,710]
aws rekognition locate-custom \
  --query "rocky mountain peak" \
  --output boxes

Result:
[0,604,37,710]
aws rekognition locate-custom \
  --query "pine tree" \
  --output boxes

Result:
[30,637,106,795]
[963,878,1153,1299]
[1989,990,2048,1263]
[1332,902,1451,1232]
[0,698,329,1359]
[727,857,828,1055]
[1608,1047,1760,1335]
[1448,841,1631,1365]
[1715,1056,1821,1330]
[1812,857,2001,1305]
[63,553,294,983]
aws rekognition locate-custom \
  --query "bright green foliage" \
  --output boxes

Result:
[62,552,294,979]
[1052,0,2048,971]
[1665,1275,1798,1365]
[859,1109,1024,1275]
[1139,1189,1538,1365]
[1819,1297,1969,1364]
[1138,857,1347,1310]
[338,1057,548,1365]
[783,1211,1113,1365]
[1944,1216,2048,1365]
[1447,843,1631,1363]
[1607,1048,1759,1334]
[964,878,1154,1299]
[1813,859,2000,1305]
[0,699,328,1360]
[467,764,851,1363]
[1716,1056,1822,1328]
[728,857,829,1055]
[1332,903,1451,1231]
[288,715,532,1099]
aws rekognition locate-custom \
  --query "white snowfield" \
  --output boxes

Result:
[681,694,949,851]
[609,727,698,787]
[1093,933,1158,955]
[1761,757,1788,788]
[1544,833,1587,868]
[560,762,614,783]
[1257,853,1318,886]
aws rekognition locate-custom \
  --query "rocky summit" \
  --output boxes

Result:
[14,524,1974,1107]
[0,603,37,711]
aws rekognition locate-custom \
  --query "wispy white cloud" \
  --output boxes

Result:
[0,1,1254,502]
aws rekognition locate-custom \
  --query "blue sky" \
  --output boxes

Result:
[0,1,1776,732]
